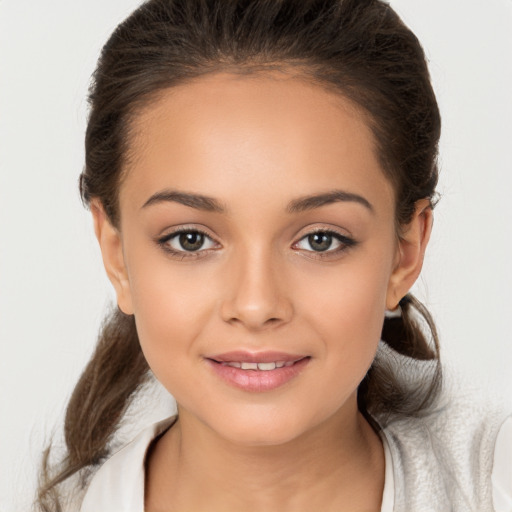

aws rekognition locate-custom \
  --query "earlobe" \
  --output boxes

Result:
[91,200,134,315]
[386,199,433,310]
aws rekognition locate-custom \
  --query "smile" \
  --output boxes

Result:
[219,361,297,370]
[206,352,310,392]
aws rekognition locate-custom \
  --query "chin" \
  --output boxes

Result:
[202,404,323,448]
[220,423,306,448]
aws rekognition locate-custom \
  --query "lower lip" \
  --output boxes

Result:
[206,358,310,392]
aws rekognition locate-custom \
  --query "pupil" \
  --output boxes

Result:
[179,232,204,251]
[309,233,332,252]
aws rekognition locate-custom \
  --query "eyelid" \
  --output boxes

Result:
[156,225,221,258]
[155,224,356,261]
[293,224,354,243]
[291,226,358,258]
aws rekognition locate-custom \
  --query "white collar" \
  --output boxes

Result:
[80,417,175,512]
[81,417,394,512]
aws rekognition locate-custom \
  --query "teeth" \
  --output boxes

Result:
[222,361,241,368]
[221,360,297,370]
[257,362,276,371]
[241,362,258,370]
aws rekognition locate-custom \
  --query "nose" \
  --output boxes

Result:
[220,247,293,330]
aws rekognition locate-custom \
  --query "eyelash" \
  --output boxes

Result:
[292,229,358,260]
[157,227,220,260]
[156,227,357,260]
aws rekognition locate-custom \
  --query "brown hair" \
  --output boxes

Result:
[37,0,441,508]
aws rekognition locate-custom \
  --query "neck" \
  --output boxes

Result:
[145,397,384,512]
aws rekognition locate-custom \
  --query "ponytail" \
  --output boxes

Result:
[358,294,442,427]
[36,0,445,507]
[382,295,439,361]
[37,309,149,511]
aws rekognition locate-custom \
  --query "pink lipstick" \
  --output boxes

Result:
[205,351,310,392]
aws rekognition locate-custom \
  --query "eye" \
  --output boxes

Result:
[159,229,218,254]
[299,232,337,252]
[293,230,356,255]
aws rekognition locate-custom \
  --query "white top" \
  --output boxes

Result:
[80,416,512,512]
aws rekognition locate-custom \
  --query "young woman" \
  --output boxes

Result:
[36,0,512,510]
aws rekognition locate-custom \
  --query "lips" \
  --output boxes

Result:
[205,351,310,392]
[208,350,305,364]
[220,361,294,370]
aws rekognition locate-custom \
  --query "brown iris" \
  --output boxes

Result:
[179,232,205,251]
[308,233,333,252]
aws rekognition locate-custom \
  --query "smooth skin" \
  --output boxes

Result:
[93,71,432,512]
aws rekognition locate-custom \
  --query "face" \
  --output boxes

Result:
[95,72,428,446]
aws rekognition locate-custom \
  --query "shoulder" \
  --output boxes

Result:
[380,371,512,512]
[493,416,512,511]
[79,417,175,512]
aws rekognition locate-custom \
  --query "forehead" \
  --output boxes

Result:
[121,71,394,216]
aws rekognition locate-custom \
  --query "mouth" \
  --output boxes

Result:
[211,359,305,370]
[205,352,310,392]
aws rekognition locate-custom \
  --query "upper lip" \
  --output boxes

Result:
[207,351,307,363]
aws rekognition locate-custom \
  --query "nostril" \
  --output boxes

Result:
[219,272,294,328]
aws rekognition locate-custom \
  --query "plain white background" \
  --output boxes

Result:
[1,0,511,510]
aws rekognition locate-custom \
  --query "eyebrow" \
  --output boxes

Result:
[286,190,374,214]
[141,188,373,214]
[141,190,225,212]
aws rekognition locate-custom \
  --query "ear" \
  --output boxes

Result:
[386,199,433,310]
[91,199,134,315]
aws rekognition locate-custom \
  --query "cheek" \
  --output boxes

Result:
[126,253,218,375]
[297,253,392,339]
[294,247,395,383]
